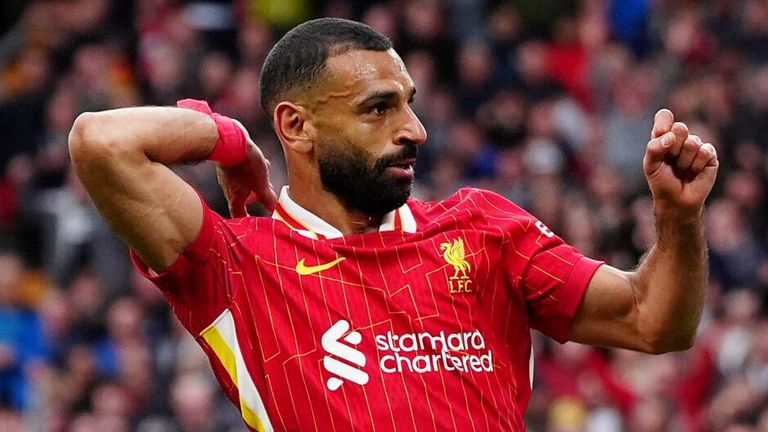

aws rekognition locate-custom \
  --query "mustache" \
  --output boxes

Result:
[374,144,419,171]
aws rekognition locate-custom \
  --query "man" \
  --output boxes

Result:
[69,18,718,432]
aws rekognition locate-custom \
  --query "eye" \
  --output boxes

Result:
[369,102,389,116]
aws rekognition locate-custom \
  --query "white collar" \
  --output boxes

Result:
[271,186,417,240]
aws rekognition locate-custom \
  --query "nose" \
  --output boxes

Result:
[394,105,427,147]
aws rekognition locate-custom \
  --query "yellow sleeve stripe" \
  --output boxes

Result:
[201,310,273,432]
[203,325,239,382]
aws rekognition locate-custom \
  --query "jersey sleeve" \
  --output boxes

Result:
[130,198,234,335]
[476,189,603,343]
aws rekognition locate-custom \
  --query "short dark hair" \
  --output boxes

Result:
[259,17,393,116]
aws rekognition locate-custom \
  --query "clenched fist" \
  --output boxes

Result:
[643,109,719,216]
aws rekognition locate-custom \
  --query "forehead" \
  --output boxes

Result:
[324,49,413,97]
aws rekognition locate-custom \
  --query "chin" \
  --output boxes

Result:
[353,183,411,215]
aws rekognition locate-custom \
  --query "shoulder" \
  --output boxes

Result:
[410,187,531,218]
[205,205,275,234]
[193,205,278,256]
[408,187,536,233]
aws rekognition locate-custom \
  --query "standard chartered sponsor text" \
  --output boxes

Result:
[375,329,493,374]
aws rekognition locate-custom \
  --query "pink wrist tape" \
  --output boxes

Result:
[176,99,248,166]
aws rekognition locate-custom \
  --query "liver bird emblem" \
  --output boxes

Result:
[440,238,471,279]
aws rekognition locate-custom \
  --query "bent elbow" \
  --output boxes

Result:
[69,111,130,167]
[68,112,102,164]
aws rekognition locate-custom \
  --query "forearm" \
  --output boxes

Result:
[570,110,717,353]
[632,209,708,351]
[69,107,219,165]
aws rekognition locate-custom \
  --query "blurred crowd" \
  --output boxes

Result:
[1,0,768,431]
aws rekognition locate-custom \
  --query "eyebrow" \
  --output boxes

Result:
[355,86,417,107]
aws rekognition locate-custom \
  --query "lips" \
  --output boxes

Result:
[376,145,419,178]
[385,158,416,181]
[388,158,417,170]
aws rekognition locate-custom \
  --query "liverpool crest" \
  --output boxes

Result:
[440,238,473,293]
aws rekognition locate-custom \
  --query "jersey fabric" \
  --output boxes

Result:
[131,187,603,432]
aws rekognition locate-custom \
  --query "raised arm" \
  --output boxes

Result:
[68,104,275,272]
[568,109,718,354]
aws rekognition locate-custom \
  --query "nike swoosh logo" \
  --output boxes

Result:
[296,257,346,275]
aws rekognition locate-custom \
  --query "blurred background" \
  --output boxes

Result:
[1,0,768,431]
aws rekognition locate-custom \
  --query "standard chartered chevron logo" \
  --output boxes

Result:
[322,320,369,391]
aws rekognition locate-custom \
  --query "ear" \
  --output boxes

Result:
[273,102,314,153]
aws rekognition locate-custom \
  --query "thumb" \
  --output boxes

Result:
[651,109,674,139]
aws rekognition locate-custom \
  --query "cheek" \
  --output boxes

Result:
[346,122,392,156]
[316,113,396,159]
[317,113,367,141]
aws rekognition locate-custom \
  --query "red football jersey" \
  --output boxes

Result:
[132,187,602,432]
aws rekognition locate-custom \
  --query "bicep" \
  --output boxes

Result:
[567,265,652,351]
[72,142,203,272]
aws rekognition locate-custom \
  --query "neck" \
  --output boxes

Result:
[286,171,383,235]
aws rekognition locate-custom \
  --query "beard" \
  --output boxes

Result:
[317,138,418,215]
